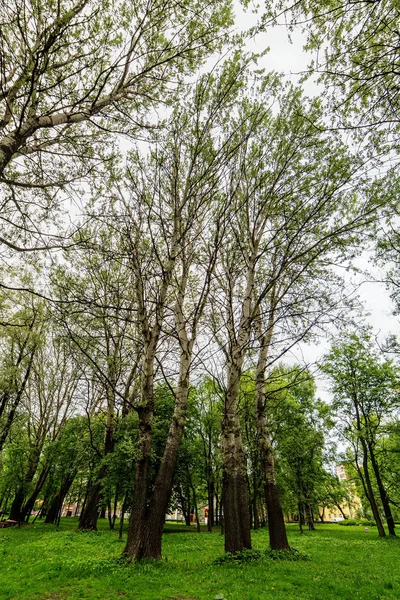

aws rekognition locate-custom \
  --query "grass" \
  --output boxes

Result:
[0,519,399,600]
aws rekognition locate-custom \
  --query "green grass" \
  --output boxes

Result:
[0,519,399,599]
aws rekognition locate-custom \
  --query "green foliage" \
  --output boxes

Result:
[270,0,400,143]
[265,366,335,518]
[339,519,376,527]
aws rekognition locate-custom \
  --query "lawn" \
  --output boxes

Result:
[0,519,399,600]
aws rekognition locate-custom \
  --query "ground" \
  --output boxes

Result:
[0,519,399,599]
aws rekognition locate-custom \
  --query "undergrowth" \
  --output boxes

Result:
[213,547,310,564]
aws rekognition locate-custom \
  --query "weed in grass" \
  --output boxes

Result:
[213,546,309,564]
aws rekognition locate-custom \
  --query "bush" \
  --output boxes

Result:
[339,519,376,527]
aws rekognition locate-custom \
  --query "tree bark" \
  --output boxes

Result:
[45,473,75,525]
[8,488,25,522]
[254,302,290,551]
[305,503,315,530]
[22,464,50,522]
[78,477,103,530]
[222,393,252,553]
[124,338,193,560]
[368,441,396,536]
[360,438,385,537]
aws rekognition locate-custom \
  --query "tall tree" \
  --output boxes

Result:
[322,329,400,536]
[116,56,252,560]
[210,78,379,553]
[51,234,139,530]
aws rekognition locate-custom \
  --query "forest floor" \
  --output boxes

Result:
[0,519,399,600]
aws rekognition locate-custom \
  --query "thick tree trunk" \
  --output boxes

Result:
[124,340,192,560]
[22,464,50,522]
[221,348,252,553]
[78,479,103,530]
[253,297,289,549]
[254,310,290,551]
[9,488,25,522]
[222,402,252,553]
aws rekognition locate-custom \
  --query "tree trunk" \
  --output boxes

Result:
[9,488,25,522]
[192,486,201,534]
[45,473,75,525]
[253,298,290,550]
[119,494,129,540]
[177,484,190,526]
[305,503,315,530]
[124,339,192,560]
[336,503,348,520]
[298,502,304,534]
[78,479,103,530]
[22,464,50,522]
[9,444,42,522]
[368,442,395,536]
[207,478,214,531]
[360,438,385,537]
[222,408,252,553]
[79,411,115,530]
[252,470,260,530]
[0,346,36,452]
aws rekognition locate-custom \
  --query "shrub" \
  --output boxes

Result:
[339,519,376,527]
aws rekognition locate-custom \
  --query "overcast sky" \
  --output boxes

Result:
[233,2,400,399]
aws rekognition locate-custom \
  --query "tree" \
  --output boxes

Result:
[209,76,379,553]
[269,0,400,142]
[43,416,89,525]
[7,329,77,522]
[265,367,330,532]
[114,56,253,560]
[0,295,43,453]
[51,231,140,530]
[0,0,234,254]
[322,329,400,536]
